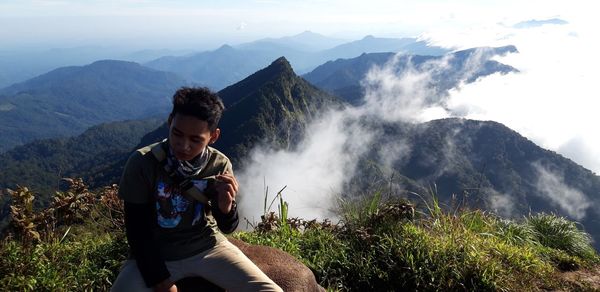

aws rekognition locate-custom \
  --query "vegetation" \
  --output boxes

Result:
[0,118,163,203]
[0,60,184,152]
[1,179,598,291]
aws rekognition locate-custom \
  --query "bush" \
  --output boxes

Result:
[0,233,127,291]
[527,213,598,263]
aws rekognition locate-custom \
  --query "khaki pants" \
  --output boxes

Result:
[111,240,282,292]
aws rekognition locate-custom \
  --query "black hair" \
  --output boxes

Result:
[169,87,225,131]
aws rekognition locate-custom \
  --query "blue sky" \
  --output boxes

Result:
[0,0,583,50]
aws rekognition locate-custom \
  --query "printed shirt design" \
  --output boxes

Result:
[155,180,205,228]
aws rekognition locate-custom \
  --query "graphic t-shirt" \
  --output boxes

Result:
[118,141,232,260]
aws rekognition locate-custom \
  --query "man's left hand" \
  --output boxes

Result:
[213,171,238,214]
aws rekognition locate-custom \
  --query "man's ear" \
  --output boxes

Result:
[209,128,221,144]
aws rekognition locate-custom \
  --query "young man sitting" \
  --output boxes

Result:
[111,87,282,292]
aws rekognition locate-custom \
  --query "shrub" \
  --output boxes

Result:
[527,213,598,263]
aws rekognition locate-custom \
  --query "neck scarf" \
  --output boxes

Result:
[165,142,210,179]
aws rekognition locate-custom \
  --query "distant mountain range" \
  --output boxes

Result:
[0,47,192,89]
[0,60,186,152]
[2,50,599,250]
[237,31,348,52]
[304,45,518,104]
[144,33,449,90]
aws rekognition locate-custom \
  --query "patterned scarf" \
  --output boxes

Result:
[165,141,210,179]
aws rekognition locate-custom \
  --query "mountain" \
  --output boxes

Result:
[145,44,281,90]
[237,31,348,52]
[0,60,185,152]
[144,34,449,89]
[216,57,342,161]
[0,46,131,88]
[3,52,600,250]
[350,117,600,249]
[143,57,343,164]
[303,45,518,104]
[317,35,448,63]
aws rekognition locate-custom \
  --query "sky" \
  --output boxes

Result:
[2,0,599,221]
[0,0,588,50]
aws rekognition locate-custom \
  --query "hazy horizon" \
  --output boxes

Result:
[0,0,582,51]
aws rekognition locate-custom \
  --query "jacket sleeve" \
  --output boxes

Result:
[124,202,171,287]
[211,201,239,234]
[119,151,170,287]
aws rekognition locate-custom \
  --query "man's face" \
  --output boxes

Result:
[168,113,220,161]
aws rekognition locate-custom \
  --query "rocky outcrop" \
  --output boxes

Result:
[176,238,325,291]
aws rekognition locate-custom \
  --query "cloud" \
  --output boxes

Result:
[236,15,600,223]
[360,54,451,123]
[431,20,600,175]
[236,108,374,223]
[236,46,488,222]
[237,22,247,31]
[533,162,590,220]
[488,190,516,218]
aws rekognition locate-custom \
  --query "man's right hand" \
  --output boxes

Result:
[154,279,177,292]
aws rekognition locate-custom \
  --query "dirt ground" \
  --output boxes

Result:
[552,266,600,291]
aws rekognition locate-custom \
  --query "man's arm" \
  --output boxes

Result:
[209,171,239,233]
[124,202,172,287]
[119,151,172,289]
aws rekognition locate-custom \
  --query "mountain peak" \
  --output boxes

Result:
[295,30,317,37]
[216,44,235,52]
[268,56,293,73]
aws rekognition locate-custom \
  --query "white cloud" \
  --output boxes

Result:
[237,108,373,223]
[438,20,600,174]
[533,162,590,220]
[237,22,248,31]
[488,190,516,218]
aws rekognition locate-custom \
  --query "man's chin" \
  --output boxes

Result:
[175,153,192,161]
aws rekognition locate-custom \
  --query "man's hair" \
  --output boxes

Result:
[169,87,225,131]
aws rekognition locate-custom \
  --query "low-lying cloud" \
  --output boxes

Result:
[533,162,590,220]
[237,50,492,223]
[237,17,598,224]
[431,20,600,175]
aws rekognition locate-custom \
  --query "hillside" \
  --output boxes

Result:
[0,118,163,209]
[216,57,342,163]
[0,60,185,152]
[351,117,600,249]
[304,45,518,104]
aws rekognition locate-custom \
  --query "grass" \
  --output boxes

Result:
[1,182,598,291]
[234,191,599,291]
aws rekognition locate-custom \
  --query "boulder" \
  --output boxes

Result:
[176,238,324,292]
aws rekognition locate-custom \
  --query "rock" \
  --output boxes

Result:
[176,238,325,292]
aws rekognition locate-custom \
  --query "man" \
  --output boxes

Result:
[112,87,282,292]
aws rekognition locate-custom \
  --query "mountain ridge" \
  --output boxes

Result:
[0,60,185,152]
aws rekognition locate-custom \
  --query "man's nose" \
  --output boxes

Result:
[182,140,192,150]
